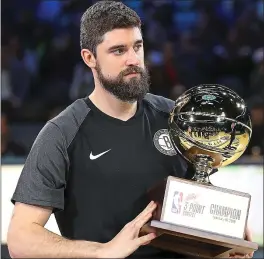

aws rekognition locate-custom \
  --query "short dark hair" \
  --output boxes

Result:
[80,1,141,56]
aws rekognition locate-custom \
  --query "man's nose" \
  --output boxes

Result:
[125,49,140,66]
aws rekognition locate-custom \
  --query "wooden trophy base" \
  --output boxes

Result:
[141,176,259,258]
[141,220,258,258]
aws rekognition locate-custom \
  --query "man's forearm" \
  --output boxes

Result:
[8,223,104,258]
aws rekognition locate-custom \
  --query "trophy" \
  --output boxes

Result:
[141,84,258,258]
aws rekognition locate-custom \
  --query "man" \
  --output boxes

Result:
[7,1,253,258]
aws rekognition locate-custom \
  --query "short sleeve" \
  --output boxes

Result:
[11,121,69,212]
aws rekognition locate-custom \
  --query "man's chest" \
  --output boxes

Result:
[69,115,183,189]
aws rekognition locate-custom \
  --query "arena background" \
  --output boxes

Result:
[1,0,264,258]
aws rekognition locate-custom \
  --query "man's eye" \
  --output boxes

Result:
[113,49,125,55]
[134,44,142,52]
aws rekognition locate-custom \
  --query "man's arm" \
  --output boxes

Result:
[7,202,104,258]
[8,201,157,259]
[7,119,105,258]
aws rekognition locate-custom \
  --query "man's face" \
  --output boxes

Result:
[95,27,149,102]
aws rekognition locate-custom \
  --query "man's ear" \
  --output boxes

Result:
[81,49,96,68]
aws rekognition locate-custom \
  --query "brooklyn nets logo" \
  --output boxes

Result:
[153,129,177,156]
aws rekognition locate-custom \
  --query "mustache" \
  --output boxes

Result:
[121,66,144,76]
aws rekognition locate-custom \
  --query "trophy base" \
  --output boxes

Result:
[141,220,258,258]
[142,176,258,258]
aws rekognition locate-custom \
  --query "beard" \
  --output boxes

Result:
[95,63,150,102]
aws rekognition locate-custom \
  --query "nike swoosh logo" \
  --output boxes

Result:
[90,149,111,160]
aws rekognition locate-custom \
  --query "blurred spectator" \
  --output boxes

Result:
[37,31,76,107]
[147,41,182,98]
[1,0,263,157]
[69,62,94,101]
[144,12,168,49]
[245,96,264,156]
[211,25,254,97]
[1,113,27,157]
[1,45,14,116]
[174,32,209,89]
[250,50,264,100]
[8,35,32,107]
[195,6,228,49]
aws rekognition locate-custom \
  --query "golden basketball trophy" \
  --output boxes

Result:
[142,84,258,258]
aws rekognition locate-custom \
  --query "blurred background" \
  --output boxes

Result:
[1,0,263,258]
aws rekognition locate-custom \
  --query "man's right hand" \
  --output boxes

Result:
[100,201,157,258]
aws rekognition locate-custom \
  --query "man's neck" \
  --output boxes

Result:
[89,87,138,122]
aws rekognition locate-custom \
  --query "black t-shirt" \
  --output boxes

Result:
[12,93,191,258]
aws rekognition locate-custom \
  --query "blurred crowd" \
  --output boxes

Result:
[1,0,264,158]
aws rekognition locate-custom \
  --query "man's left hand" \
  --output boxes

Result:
[229,227,254,258]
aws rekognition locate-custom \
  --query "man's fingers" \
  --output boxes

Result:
[136,233,156,246]
[140,201,156,215]
[245,226,253,242]
[132,201,156,223]
[141,240,151,246]
[229,253,251,258]
[141,225,160,236]
[134,212,154,230]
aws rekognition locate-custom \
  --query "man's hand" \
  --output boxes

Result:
[100,201,157,258]
[229,226,254,258]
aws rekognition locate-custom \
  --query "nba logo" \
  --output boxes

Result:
[171,191,183,214]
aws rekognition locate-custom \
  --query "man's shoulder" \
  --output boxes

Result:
[48,99,90,145]
[143,93,175,114]
[49,99,90,128]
